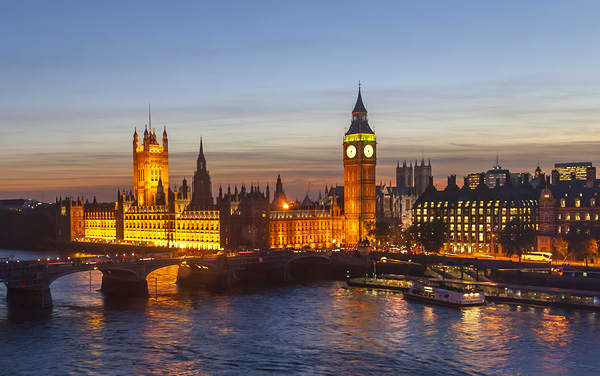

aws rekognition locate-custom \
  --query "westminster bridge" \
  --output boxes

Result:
[0,251,370,309]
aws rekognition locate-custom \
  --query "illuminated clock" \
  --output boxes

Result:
[346,145,357,158]
[364,144,374,158]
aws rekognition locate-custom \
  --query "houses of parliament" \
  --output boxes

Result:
[57,89,426,250]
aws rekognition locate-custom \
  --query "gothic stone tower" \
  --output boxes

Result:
[396,160,413,189]
[133,112,169,206]
[191,138,214,209]
[343,87,376,245]
[414,158,432,197]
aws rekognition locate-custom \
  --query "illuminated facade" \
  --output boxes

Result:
[537,178,600,253]
[413,175,538,254]
[57,88,378,250]
[57,124,220,250]
[269,181,345,249]
[343,88,376,245]
[133,116,169,206]
[551,162,596,184]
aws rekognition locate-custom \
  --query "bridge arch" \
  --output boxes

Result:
[286,254,332,267]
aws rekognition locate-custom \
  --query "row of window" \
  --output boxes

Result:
[416,215,533,224]
[557,213,599,221]
[560,198,597,208]
[418,200,537,208]
[270,221,335,231]
[417,207,531,215]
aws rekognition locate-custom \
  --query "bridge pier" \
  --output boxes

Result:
[101,275,149,298]
[6,286,53,310]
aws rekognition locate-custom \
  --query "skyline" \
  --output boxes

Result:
[3,1,600,201]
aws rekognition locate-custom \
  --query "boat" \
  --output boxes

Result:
[403,282,485,307]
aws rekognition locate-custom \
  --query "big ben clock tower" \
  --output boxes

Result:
[343,87,376,246]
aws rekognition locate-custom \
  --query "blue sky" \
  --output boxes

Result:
[2,1,600,201]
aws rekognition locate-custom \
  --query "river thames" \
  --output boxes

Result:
[1,249,599,375]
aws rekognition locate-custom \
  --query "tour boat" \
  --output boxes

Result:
[403,282,485,307]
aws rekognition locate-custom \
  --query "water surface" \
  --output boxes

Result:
[1,249,598,375]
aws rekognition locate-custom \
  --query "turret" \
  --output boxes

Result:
[133,127,139,149]
[156,177,165,205]
[143,125,149,145]
[162,126,168,151]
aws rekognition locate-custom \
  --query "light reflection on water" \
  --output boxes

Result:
[2,250,600,375]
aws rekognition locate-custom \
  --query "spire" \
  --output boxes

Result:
[346,85,373,135]
[352,82,366,113]
[196,137,206,171]
[148,103,152,129]
[352,84,367,113]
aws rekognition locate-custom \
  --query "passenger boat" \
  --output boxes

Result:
[403,282,485,307]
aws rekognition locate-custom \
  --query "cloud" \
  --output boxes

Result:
[3,77,600,200]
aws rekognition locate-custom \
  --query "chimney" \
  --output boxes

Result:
[585,172,595,188]
[447,175,456,187]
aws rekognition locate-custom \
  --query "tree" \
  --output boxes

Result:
[413,219,448,254]
[582,237,598,263]
[369,220,394,246]
[499,219,536,261]
[393,226,417,253]
[552,237,569,262]
[564,223,592,261]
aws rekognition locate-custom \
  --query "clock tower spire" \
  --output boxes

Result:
[343,86,376,246]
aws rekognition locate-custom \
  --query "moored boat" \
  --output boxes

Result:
[403,282,485,307]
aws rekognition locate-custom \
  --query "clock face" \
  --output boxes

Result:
[346,145,357,158]
[364,144,374,158]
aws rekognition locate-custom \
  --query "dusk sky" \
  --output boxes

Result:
[2,1,600,202]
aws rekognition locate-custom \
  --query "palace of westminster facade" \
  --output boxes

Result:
[57,89,423,250]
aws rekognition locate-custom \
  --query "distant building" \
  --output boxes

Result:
[413,175,539,255]
[485,164,510,189]
[510,172,532,186]
[0,199,44,212]
[396,159,432,198]
[551,162,596,184]
[464,158,534,190]
[464,174,483,190]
